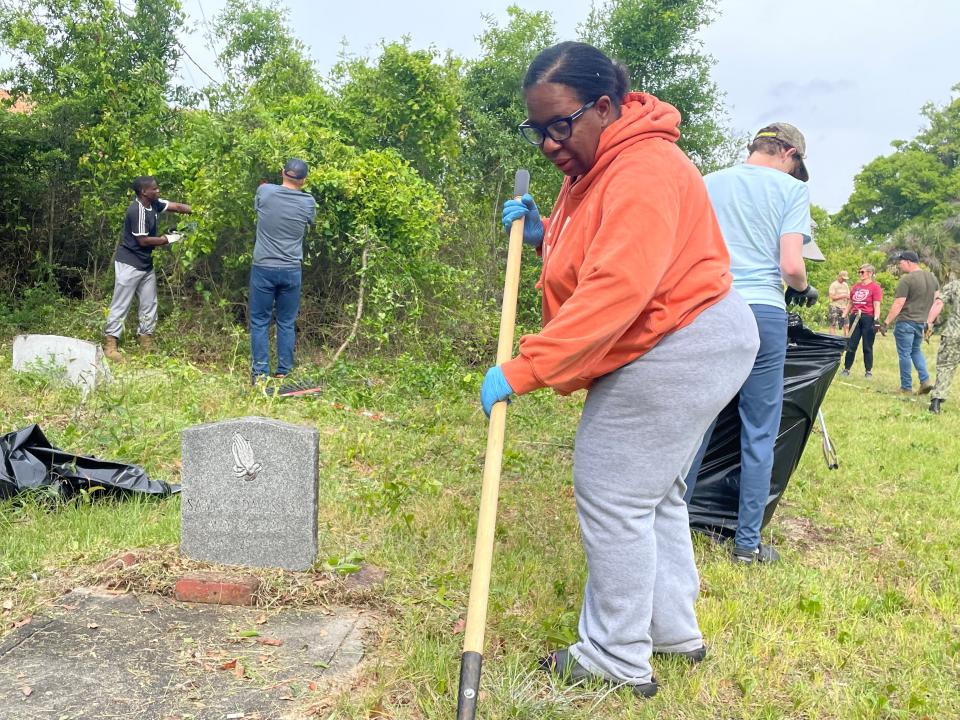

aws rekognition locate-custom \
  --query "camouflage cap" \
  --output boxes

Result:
[754,122,809,182]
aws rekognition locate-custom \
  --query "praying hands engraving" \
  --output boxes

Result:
[231,432,262,481]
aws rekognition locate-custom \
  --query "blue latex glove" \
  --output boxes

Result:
[480,366,514,418]
[501,193,544,248]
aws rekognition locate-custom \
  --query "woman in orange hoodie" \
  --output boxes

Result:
[483,42,760,697]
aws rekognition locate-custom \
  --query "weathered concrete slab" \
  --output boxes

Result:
[0,588,368,720]
[12,334,111,394]
[181,417,320,571]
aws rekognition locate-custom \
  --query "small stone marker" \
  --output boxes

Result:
[180,416,319,571]
[12,334,111,394]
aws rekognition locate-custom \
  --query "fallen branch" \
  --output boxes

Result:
[324,236,369,370]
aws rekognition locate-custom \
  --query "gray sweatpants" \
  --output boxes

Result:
[104,261,159,338]
[570,291,759,684]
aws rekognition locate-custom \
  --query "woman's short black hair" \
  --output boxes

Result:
[132,176,157,196]
[523,41,631,105]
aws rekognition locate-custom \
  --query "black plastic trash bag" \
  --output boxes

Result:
[0,424,178,500]
[686,316,847,535]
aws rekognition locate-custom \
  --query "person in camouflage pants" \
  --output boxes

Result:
[928,278,960,414]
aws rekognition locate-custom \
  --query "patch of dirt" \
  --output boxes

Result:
[0,588,377,720]
[775,514,837,550]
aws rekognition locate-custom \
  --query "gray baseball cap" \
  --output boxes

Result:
[283,158,309,180]
[754,123,809,182]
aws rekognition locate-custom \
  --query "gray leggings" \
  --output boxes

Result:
[570,291,759,684]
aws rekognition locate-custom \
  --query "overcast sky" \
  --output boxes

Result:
[176,1,956,212]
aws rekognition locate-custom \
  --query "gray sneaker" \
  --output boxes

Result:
[731,544,780,564]
[864,371,873,378]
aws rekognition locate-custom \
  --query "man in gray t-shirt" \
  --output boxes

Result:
[249,159,318,381]
[883,250,941,393]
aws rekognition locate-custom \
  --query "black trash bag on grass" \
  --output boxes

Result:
[686,315,847,536]
[0,424,177,500]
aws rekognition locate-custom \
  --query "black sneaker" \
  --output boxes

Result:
[653,645,707,663]
[731,544,780,564]
[540,648,658,698]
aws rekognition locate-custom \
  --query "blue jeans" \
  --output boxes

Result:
[893,321,929,390]
[682,305,786,550]
[249,264,302,378]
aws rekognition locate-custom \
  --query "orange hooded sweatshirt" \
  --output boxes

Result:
[500,92,732,396]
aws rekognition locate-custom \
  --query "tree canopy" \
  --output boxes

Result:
[0,0,844,353]
[837,89,960,241]
[582,0,738,171]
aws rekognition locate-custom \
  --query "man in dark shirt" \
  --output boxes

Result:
[103,176,191,360]
[249,159,317,381]
[883,250,941,394]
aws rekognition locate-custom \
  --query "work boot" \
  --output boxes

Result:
[918,381,934,395]
[929,398,943,414]
[103,335,122,361]
[898,388,913,395]
[137,334,154,352]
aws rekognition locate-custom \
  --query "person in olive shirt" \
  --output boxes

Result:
[882,250,940,394]
[103,176,191,359]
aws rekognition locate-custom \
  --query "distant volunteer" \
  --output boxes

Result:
[883,250,940,394]
[841,264,883,377]
[249,158,317,382]
[103,176,192,359]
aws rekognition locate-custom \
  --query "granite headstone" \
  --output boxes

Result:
[180,416,319,571]
[12,334,111,394]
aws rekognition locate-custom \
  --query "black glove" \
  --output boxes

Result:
[785,284,819,307]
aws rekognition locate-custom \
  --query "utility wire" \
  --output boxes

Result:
[176,41,220,86]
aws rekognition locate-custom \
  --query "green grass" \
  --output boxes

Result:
[1,330,959,718]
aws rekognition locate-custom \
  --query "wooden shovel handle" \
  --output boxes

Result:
[457,170,529,719]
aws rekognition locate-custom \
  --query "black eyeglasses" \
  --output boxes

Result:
[858,270,870,274]
[519,100,596,147]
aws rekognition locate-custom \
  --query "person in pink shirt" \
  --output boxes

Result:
[840,263,883,377]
